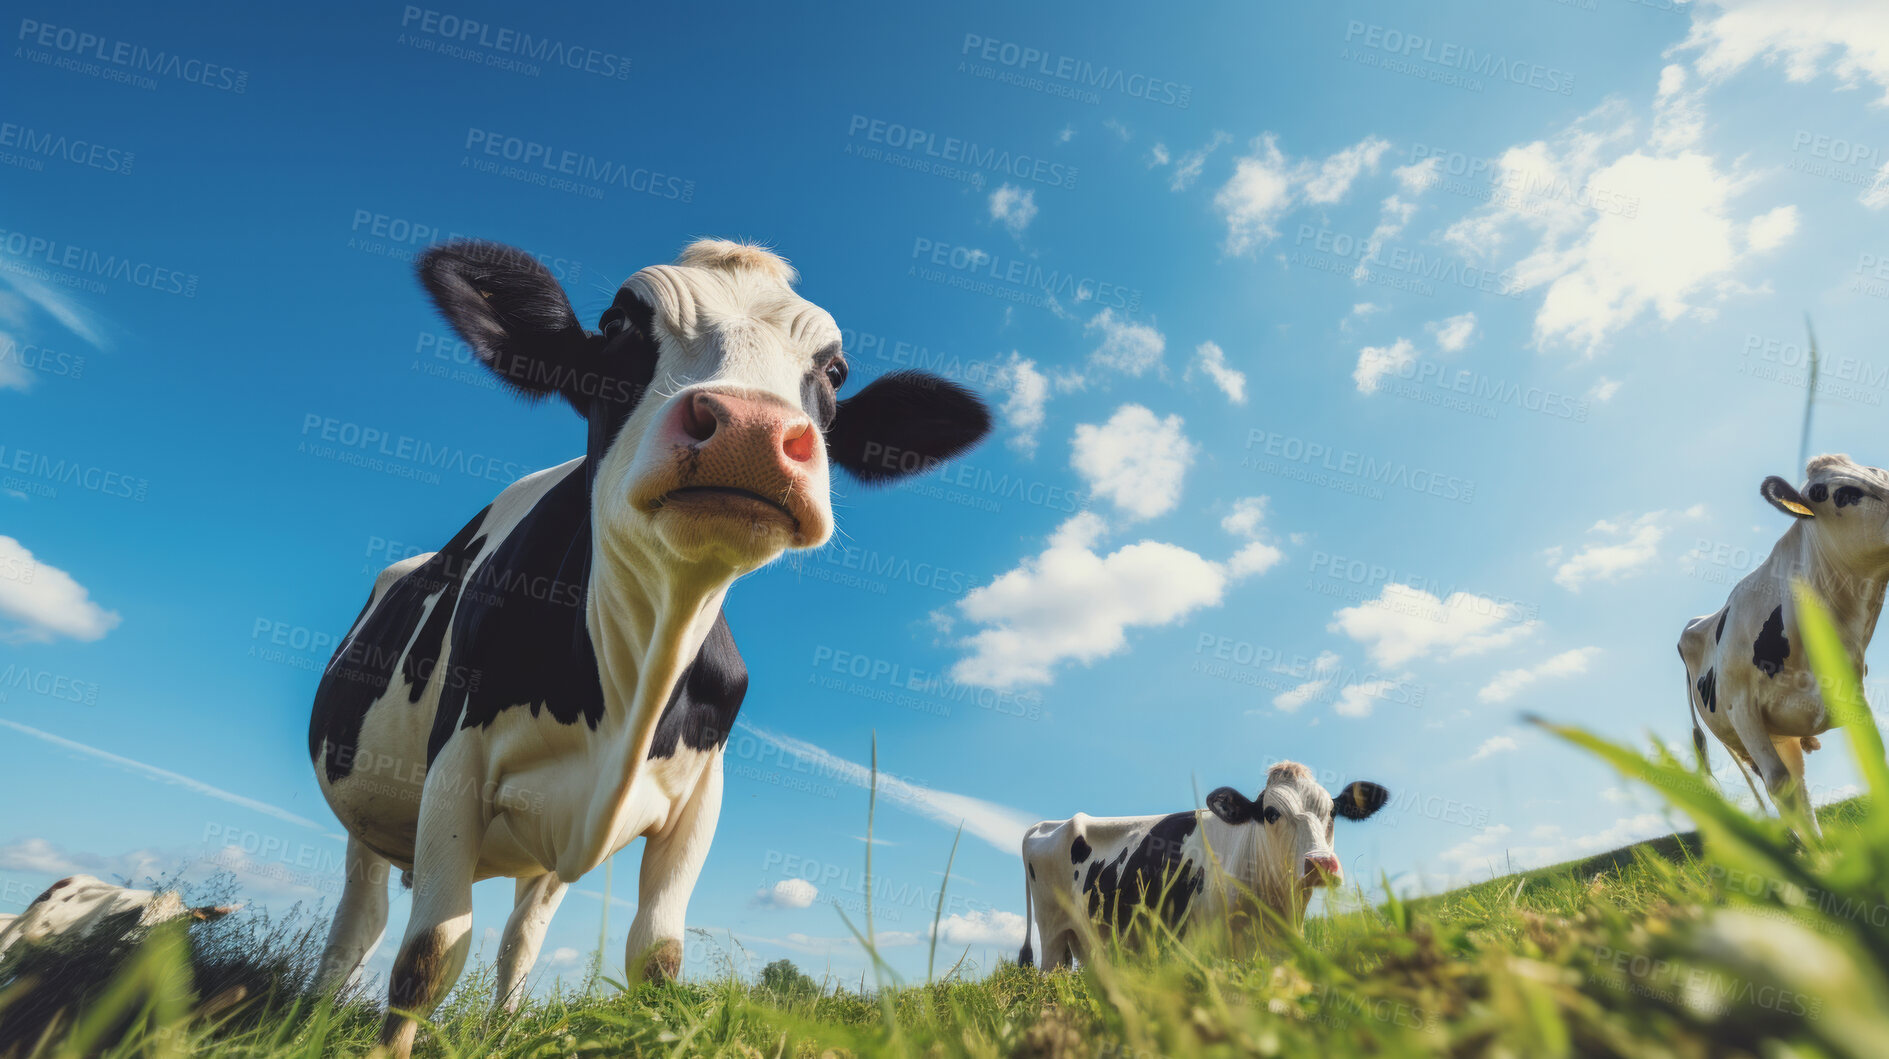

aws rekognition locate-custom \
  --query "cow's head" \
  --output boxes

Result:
[417,239,989,570]
[1206,762,1387,905]
[1762,454,1889,566]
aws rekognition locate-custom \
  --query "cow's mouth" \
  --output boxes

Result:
[657,485,800,529]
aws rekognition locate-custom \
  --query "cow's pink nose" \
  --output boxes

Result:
[680,391,817,466]
[1304,853,1342,880]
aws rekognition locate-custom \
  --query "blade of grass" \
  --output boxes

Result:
[926,822,964,984]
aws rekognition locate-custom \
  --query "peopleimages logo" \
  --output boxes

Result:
[1342,21,1574,95]
[958,34,1191,108]
[16,18,248,92]
[398,7,631,79]
[847,115,1077,189]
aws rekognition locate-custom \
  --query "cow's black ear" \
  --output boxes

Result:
[1206,786,1255,824]
[1335,781,1389,821]
[825,371,991,484]
[1761,476,1816,519]
[418,240,602,412]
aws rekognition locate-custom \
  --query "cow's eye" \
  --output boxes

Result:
[1263,807,1280,825]
[825,359,848,391]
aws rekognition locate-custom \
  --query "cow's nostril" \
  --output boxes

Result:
[783,423,814,463]
[682,393,719,443]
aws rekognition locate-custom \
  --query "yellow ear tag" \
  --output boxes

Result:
[1782,499,1815,517]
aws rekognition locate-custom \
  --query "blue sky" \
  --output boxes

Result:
[5,0,1889,991]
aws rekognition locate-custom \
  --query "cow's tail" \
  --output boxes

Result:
[1018,866,1035,969]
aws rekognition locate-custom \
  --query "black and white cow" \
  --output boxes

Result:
[0,875,237,961]
[307,239,988,1056]
[1681,454,1889,838]
[1018,762,1388,968]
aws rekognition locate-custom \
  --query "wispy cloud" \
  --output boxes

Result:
[735,723,1038,855]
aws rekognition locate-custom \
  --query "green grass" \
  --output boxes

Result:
[9,586,1889,1057]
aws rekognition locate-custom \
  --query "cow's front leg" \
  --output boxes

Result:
[627,756,723,981]
[380,788,483,1059]
[494,872,568,1010]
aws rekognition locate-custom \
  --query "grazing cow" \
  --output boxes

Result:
[1681,454,1889,838]
[1018,763,1388,968]
[0,875,236,960]
[307,239,989,1056]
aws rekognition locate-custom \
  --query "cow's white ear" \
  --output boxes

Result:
[1206,786,1255,824]
[1335,781,1389,820]
[1761,476,1816,519]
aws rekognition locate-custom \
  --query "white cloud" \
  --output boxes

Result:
[992,352,1049,455]
[1428,312,1479,353]
[1335,679,1402,718]
[1219,497,1270,539]
[1187,340,1247,404]
[1745,204,1799,252]
[948,512,1271,688]
[1589,376,1622,402]
[548,947,583,966]
[1085,308,1166,377]
[1330,584,1538,668]
[1215,134,1391,255]
[1470,735,1519,761]
[1167,130,1232,191]
[1070,405,1196,520]
[1103,118,1132,142]
[894,908,1028,950]
[0,837,170,882]
[737,723,1039,854]
[1352,338,1415,394]
[0,536,120,643]
[1680,0,1889,104]
[1550,507,1701,591]
[0,719,334,833]
[1274,651,1342,712]
[1148,143,1171,167]
[1443,70,1795,355]
[1352,194,1419,279]
[1058,125,1076,144]
[755,878,819,909]
[988,184,1038,235]
[1479,647,1601,704]
[1439,814,1669,877]
[1865,162,1889,210]
[1393,156,1440,194]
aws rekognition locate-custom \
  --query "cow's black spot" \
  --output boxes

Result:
[1753,606,1790,678]
[1028,864,1035,880]
[310,506,490,784]
[1808,483,1829,503]
[1080,813,1205,933]
[1836,485,1865,508]
[1715,611,1727,644]
[1697,668,1717,713]
[1070,836,1092,863]
[645,609,747,759]
[429,464,606,765]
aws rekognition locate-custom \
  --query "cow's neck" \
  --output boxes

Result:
[577,531,737,864]
[1784,522,1889,652]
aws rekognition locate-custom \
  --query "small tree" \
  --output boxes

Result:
[759,958,818,999]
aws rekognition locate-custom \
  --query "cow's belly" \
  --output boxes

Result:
[317,685,442,866]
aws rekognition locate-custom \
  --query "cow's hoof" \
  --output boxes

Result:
[641,938,682,981]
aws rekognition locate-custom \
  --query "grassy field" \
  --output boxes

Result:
[8,591,1889,1058]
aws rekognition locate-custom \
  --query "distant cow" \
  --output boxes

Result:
[0,875,236,960]
[1019,762,1388,968]
[307,239,989,1056]
[1681,454,1889,837]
